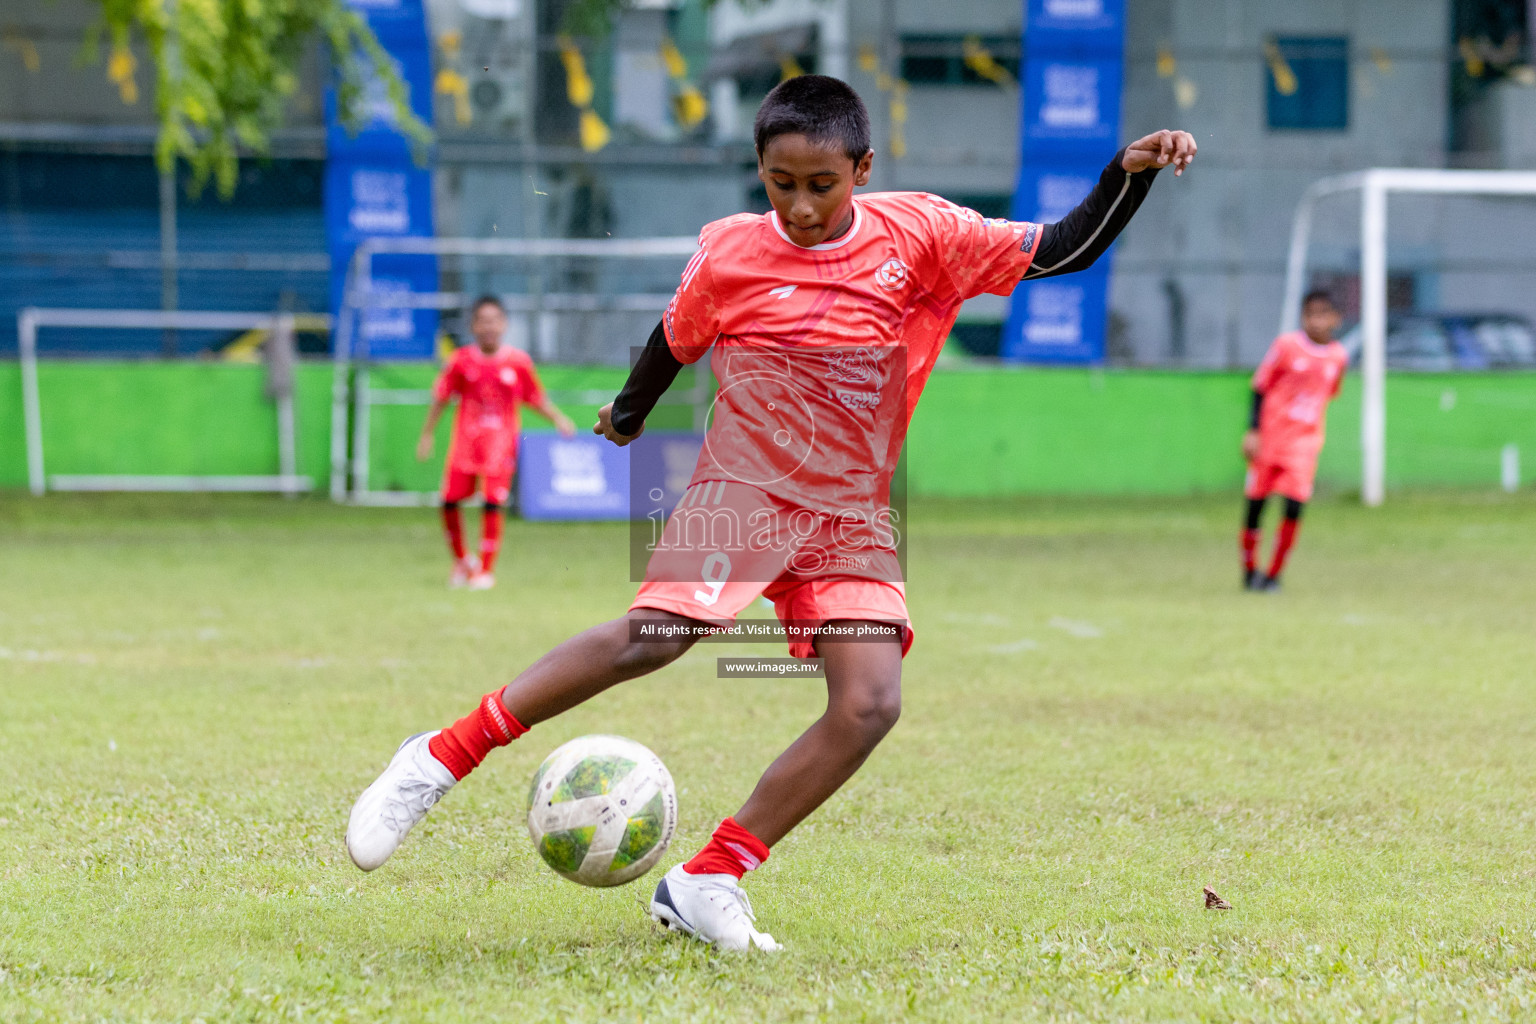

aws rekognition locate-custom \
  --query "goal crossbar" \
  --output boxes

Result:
[1280,168,1536,505]
[18,307,330,496]
[332,236,701,504]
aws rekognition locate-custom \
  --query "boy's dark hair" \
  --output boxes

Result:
[753,75,871,164]
[471,294,505,316]
[1302,290,1337,311]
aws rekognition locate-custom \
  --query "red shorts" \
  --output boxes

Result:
[442,467,512,506]
[1245,460,1316,503]
[630,480,912,660]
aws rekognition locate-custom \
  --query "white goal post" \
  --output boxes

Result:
[331,235,704,505]
[1280,168,1536,506]
[19,308,328,497]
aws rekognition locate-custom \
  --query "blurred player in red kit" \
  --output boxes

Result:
[353,76,1196,948]
[417,296,574,590]
[1241,290,1348,591]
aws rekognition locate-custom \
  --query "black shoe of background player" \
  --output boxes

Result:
[1243,568,1263,591]
[1255,574,1282,593]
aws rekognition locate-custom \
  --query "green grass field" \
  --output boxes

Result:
[3,492,1535,1022]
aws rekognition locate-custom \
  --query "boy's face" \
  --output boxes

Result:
[757,134,873,248]
[471,303,507,353]
[1301,299,1341,343]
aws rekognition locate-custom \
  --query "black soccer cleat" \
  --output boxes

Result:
[1243,568,1262,591]
[1255,573,1282,593]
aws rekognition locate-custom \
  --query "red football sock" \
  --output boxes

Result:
[428,690,527,781]
[480,507,503,573]
[1269,518,1300,579]
[1241,528,1260,573]
[441,504,466,561]
[682,817,770,880]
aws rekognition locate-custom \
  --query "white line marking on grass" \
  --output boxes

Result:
[987,638,1039,654]
[941,612,1011,626]
[1048,617,1103,639]
[0,647,96,664]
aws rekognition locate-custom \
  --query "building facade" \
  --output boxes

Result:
[1,0,1532,363]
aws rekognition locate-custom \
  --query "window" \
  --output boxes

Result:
[900,35,1020,86]
[1265,36,1349,131]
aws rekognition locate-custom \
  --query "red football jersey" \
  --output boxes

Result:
[1251,330,1348,467]
[664,193,1042,513]
[433,345,546,476]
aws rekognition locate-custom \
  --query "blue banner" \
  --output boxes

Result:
[1025,0,1123,45]
[518,432,706,523]
[342,0,439,47]
[324,0,437,359]
[323,42,434,160]
[519,435,633,521]
[1021,57,1122,153]
[627,432,706,518]
[1003,0,1125,364]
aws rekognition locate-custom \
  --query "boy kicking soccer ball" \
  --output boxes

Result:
[1241,290,1348,591]
[417,296,575,590]
[349,76,1195,950]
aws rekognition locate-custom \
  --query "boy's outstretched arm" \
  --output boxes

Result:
[1025,129,1196,281]
[594,319,684,445]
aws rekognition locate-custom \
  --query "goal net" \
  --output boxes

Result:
[1282,169,1536,504]
[331,236,709,506]
[18,309,327,496]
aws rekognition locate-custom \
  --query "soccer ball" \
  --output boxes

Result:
[526,735,678,887]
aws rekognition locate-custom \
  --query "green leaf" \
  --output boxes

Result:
[83,0,433,198]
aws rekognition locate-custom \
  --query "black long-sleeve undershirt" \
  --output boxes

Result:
[1025,148,1161,280]
[1249,389,1264,429]
[608,148,1163,436]
[609,320,682,437]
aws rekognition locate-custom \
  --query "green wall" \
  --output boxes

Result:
[3,361,1533,497]
[0,362,336,484]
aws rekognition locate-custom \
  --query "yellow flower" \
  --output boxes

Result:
[560,38,594,108]
[579,109,610,152]
[660,37,687,79]
[672,85,707,129]
[108,44,139,105]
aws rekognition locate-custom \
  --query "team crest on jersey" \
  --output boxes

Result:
[500,367,516,385]
[874,258,909,290]
[824,347,884,386]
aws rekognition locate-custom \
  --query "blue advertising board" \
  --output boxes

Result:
[1025,0,1123,44]
[518,435,632,521]
[340,0,440,47]
[518,432,706,523]
[324,0,437,360]
[323,44,434,159]
[1021,57,1122,152]
[627,432,705,518]
[1003,0,1125,364]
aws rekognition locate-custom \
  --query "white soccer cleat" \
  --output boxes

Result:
[449,556,480,589]
[346,731,457,871]
[466,571,496,591]
[649,864,782,952]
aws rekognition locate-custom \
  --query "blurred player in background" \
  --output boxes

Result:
[352,76,1195,949]
[418,296,575,590]
[1241,291,1347,591]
